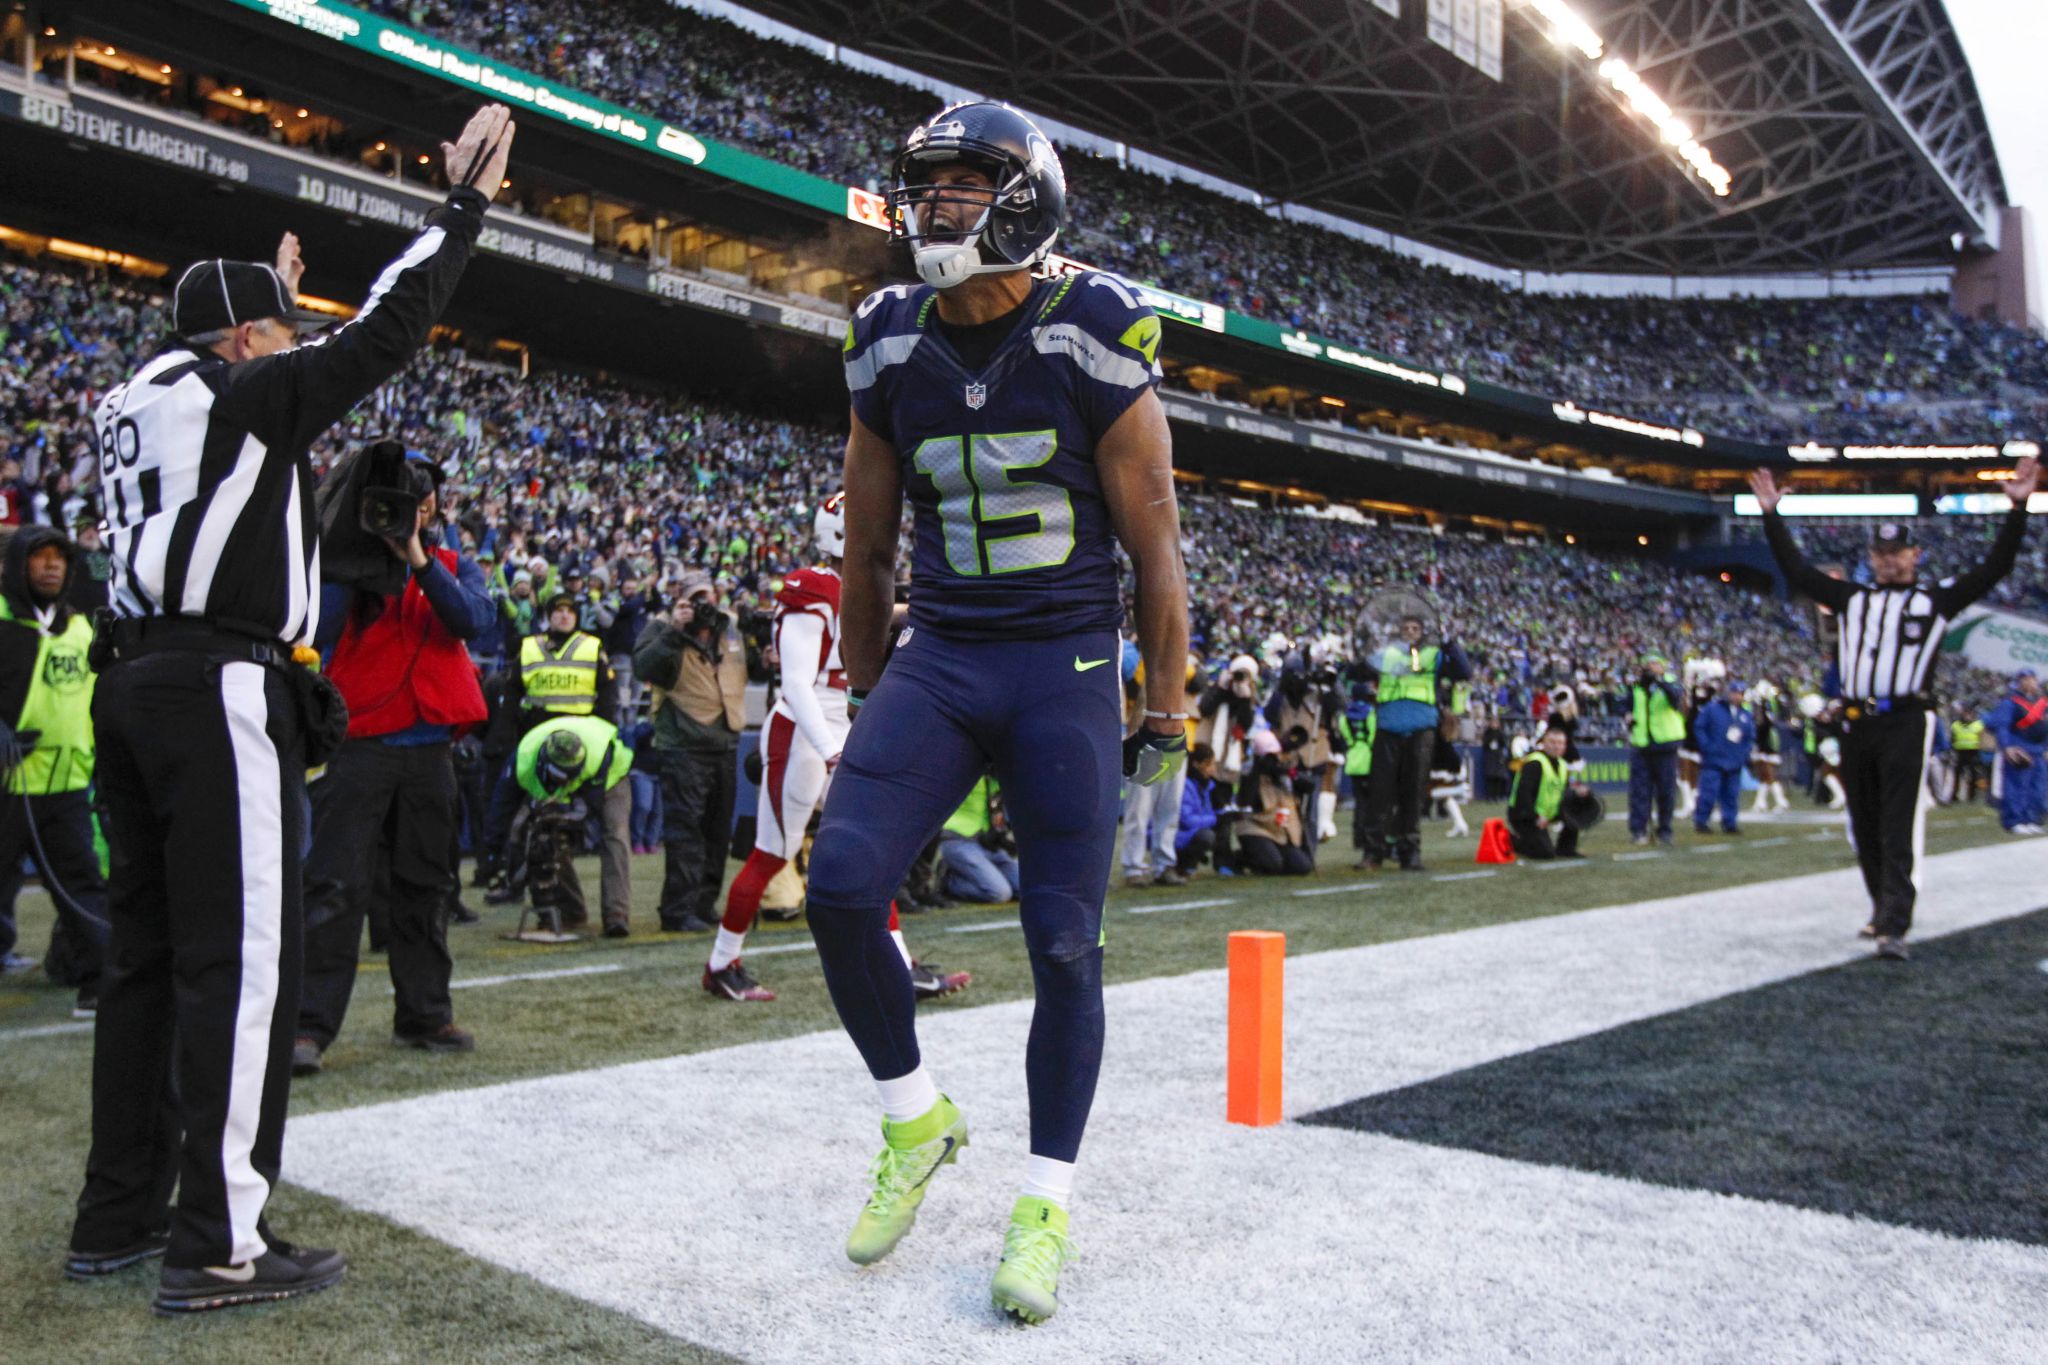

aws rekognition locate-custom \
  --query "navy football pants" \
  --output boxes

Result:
[807,628,1121,1164]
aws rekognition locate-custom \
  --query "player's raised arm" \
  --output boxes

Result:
[839,409,902,694]
[1098,387,1189,749]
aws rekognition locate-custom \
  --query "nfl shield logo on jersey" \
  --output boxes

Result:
[965,382,987,410]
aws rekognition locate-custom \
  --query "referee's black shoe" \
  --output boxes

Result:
[64,1231,169,1280]
[153,1243,346,1315]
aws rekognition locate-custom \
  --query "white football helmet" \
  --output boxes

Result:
[814,491,847,560]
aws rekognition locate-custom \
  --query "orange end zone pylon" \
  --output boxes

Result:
[1227,930,1284,1126]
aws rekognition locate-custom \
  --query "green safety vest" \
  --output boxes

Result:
[0,601,95,795]
[1526,751,1568,823]
[944,776,996,839]
[1377,644,1440,707]
[520,632,602,714]
[1448,682,1471,717]
[1951,720,1985,752]
[515,715,630,803]
[1338,712,1377,777]
[1630,682,1687,747]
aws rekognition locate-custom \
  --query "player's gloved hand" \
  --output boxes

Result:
[1123,724,1186,784]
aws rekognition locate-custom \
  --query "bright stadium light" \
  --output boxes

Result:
[1517,1,1733,197]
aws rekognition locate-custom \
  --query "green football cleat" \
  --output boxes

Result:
[991,1196,1073,1325]
[844,1095,968,1266]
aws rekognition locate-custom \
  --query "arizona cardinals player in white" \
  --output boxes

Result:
[702,493,969,1003]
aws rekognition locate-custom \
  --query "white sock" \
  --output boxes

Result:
[875,1066,940,1124]
[708,928,745,973]
[1314,790,1338,840]
[1019,1154,1076,1207]
[890,928,912,969]
[1446,799,1468,837]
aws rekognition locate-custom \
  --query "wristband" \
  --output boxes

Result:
[848,688,870,711]
[1142,710,1190,721]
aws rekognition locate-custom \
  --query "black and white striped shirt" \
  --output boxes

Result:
[1764,507,2031,701]
[93,189,488,646]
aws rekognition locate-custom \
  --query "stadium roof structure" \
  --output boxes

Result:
[739,0,2008,275]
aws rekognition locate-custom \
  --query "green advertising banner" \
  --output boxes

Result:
[223,0,847,214]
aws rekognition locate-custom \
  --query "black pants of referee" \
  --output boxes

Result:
[74,650,307,1270]
[1841,707,1936,940]
[298,738,458,1051]
[1368,728,1432,867]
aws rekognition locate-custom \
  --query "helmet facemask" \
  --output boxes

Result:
[887,112,1063,290]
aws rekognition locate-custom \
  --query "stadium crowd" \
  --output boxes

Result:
[355,0,2048,446]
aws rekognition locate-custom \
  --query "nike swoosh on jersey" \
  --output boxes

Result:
[1074,657,1110,672]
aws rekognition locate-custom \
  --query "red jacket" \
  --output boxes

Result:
[327,547,487,739]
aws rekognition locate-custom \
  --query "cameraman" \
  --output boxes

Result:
[71,104,514,1310]
[476,588,615,887]
[633,571,746,932]
[294,457,491,1076]
[513,716,633,931]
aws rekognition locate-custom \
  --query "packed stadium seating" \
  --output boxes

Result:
[359,0,2048,447]
[9,249,2022,735]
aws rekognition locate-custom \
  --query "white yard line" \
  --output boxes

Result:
[1748,837,1795,848]
[946,919,1024,933]
[1430,870,1497,883]
[1291,883,1385,897]
[444,964,624,991]
[1612,851,1663,862]
[1125,897,1238,915]
[1690,843,1733,854]
[0,1020,92,1041]
[1807,831,1845,842]
[288,843,2048,1365]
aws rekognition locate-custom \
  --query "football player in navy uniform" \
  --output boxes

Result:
[806,102,1189,1324]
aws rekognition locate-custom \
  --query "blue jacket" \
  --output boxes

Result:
[1176,773,1219,849]
[1694,698,1756,770]
[1988,692,2048,750]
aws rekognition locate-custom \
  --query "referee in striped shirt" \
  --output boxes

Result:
[1748,457,2037,960]
[67,105,514,1314]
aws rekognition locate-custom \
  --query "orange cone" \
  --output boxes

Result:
[1476,818,1516,864]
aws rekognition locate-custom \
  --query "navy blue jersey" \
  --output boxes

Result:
[845,272,1163,640]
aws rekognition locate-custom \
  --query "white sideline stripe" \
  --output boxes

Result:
[288,843,2048,1365]
[1612,851,1663,862]
[1125,897,1237,915]
[0,1020,93,1041]
[746,941,820,958]
[1430,870,1496,882]
[947,919,1022,933]
[1526,859,1588,871]
[448,964,624,991]
[1748,836,1795,848]
[1691,843,1732,854]
[1290,883,1384,897]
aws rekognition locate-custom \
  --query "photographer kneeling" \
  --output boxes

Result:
[295,450,492,1075]
[512,717,633,932]
[1508,721,1591,860]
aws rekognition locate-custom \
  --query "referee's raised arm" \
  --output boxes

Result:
[214,104,516,454]
[1746,468,1851,610]
[1933,456,2038,614]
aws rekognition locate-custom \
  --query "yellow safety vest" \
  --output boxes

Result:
[1630,683,1687,747]
[520,632,602,715]
[1377,644,1440,707]
[0,602,96,795]
[1951,720,1985,752]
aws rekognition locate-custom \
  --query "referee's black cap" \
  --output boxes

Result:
[1870,521,1916,549]
[172,259,328,338]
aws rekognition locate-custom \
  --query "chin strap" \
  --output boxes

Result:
[913,243,1030,291]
